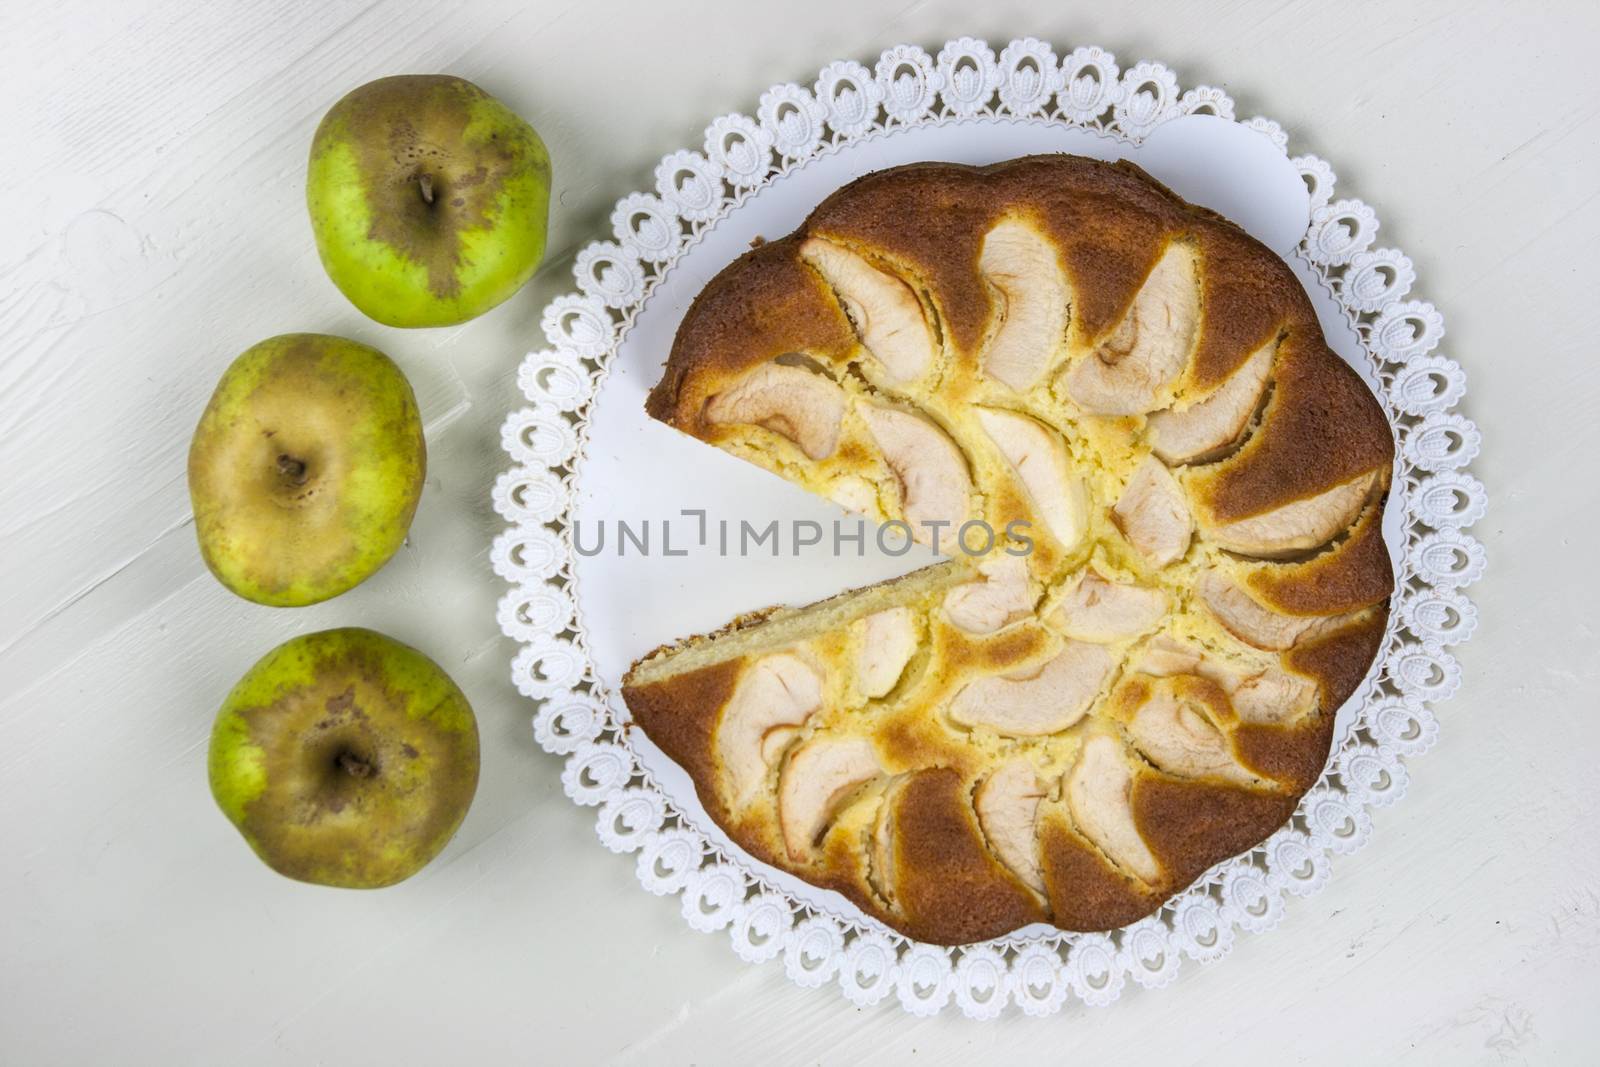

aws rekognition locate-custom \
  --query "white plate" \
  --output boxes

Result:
[492,38,1482,1017]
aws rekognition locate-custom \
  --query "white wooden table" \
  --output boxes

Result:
[4,1,1596,1062]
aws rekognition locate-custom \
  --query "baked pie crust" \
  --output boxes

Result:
[623,155,1393,945]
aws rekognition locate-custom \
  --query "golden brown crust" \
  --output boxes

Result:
[1038,815,1162,931]
[1112,671,1328,791]
[1285,612,1389,714]
[1169,673,1237,723]
[1188,221,1306,389]
[1188,329,1395,523]
[1234,714,1338,794]
[989,157,1178,342]
[800,156,1194,355]
[1244,502,1395,615]
[622,659,745,822]
[652,155,1315,405]
[644,236,858,430]
[1133,775,1299,889]
[884,769,1047,944]
[936,619,1051,677]
[652,154,1352,414]
[1233,613,1388,790]
[806,163,999,354]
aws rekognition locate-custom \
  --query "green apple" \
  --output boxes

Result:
[306,74,551,327]
[188,333,425,607]
[209,628,479,888]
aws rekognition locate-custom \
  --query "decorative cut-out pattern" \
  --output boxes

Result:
[491,38,1479,1017]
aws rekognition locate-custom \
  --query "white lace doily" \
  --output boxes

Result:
[490,38,1482,1017]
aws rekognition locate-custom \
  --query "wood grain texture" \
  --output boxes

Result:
[1,0,1596,1062]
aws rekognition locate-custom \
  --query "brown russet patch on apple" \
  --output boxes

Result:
[187,334,427,606]
[324,75,524,301]
[237,641,477,887]
[324,686,356,716]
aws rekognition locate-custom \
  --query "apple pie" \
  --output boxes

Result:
[623,155,1393,945]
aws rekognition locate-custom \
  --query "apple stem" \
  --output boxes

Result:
[418,173,435,205]
[338,752,373,779]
